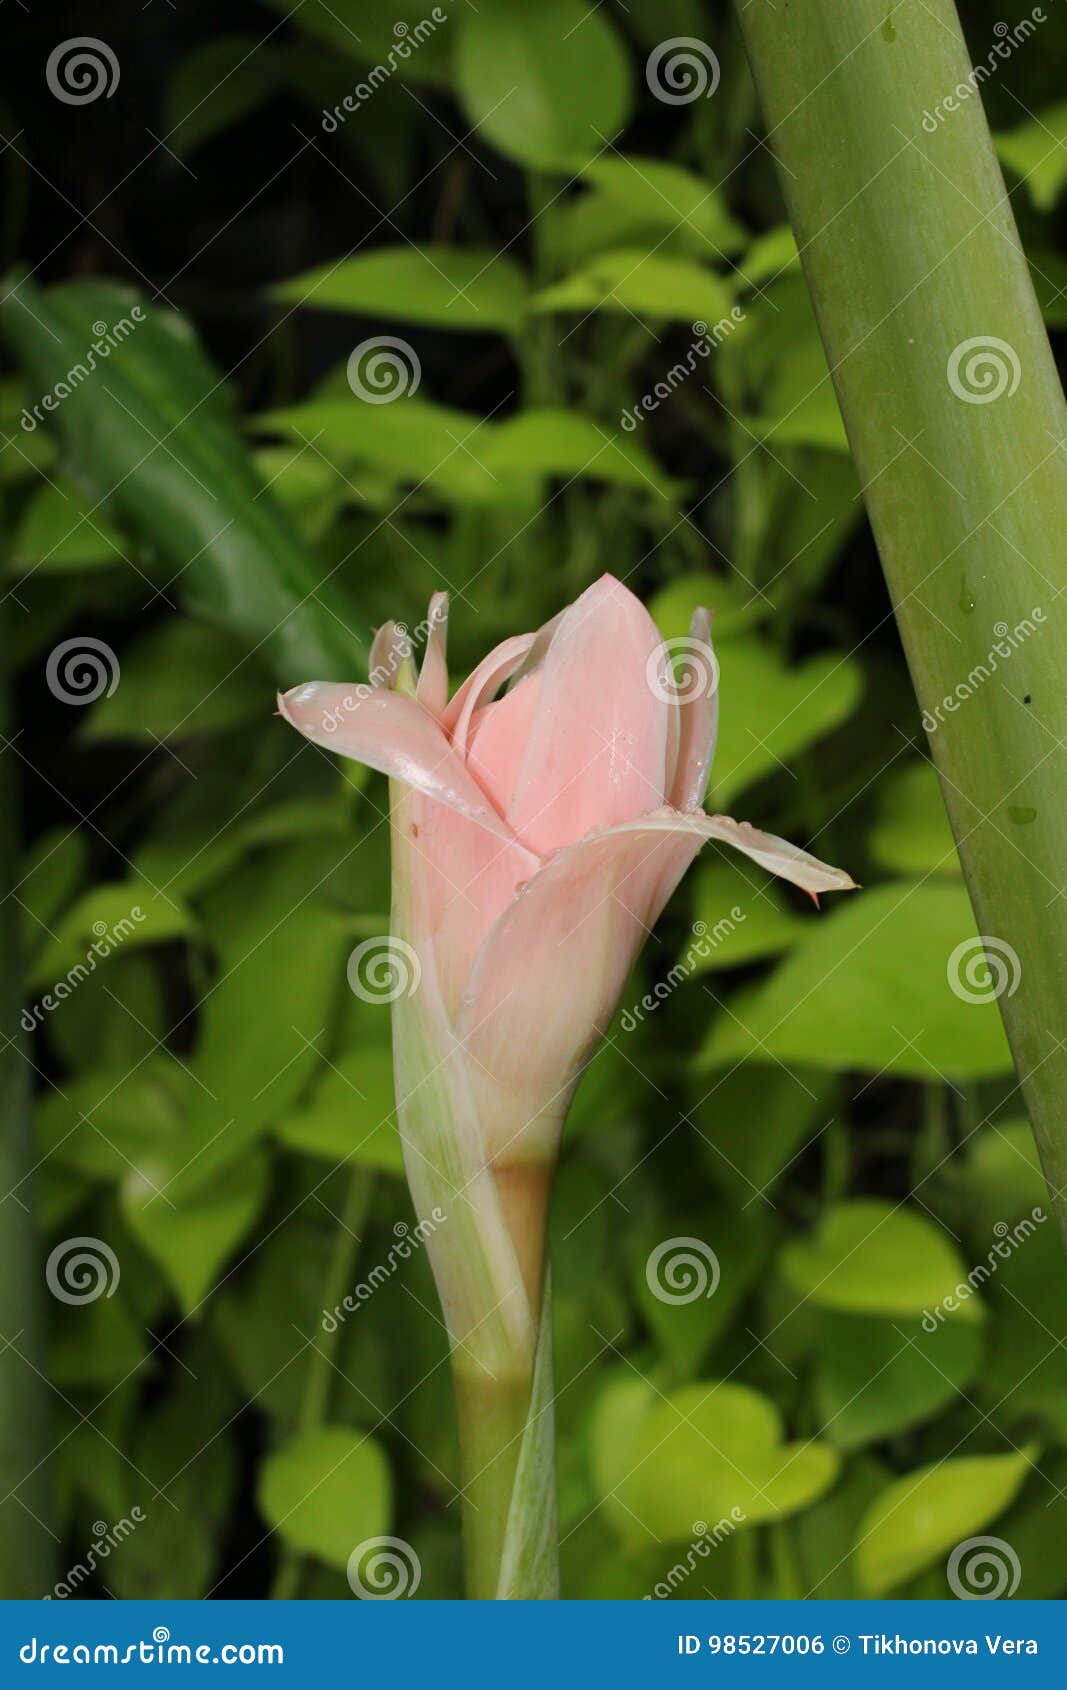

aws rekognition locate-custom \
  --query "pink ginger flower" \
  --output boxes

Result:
[278,575,853,1595]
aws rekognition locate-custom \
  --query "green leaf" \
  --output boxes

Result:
[455,0,631,170]
[36,1059,193,1183]
[275,1047,405,1175]
[0,277,367,682]
[274,246,528,333]
[121,1148,271,1314]
[85,619,266,742]
[258,1426,392,1570]
[27,885,195,992]
[19,827,89,961]
[536,249,734,325]
[165,37,286,159]
[738,274,848,451]
[698,882,1015,1080]
[813,1309,983,1450]
[612,1380,839,1542]
[1028,249,1067,329]
[258,398,672,503]
[579,156,746,256]
[685,857,806,975]
[781,1199,984,1322]
[649,570,767,643]
[870,758,961,877]
[707,634,862,806]
[856,1449,1034,1595]
[996,101,1067,212]
[10,482,126,574]
[482,409,672,496]
[262,0,452,83]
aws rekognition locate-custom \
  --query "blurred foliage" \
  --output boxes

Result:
[2,0,1066,1600]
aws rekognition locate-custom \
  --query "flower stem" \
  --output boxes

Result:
[734,0,1067,1243]
[271,1166,374,1599]
[454,1360,536,1599]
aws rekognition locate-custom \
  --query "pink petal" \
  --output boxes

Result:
[456,805,853,1159]
[416,592,449,720]
[401,787,539,1024]
[508,575,673,854]
[457,814,707,1161]
[369,621,412,690]
[277,682,518,843]
[442,633,536,759]
[667,607,720,811]
[696,813,856,897]
[465,671,542,820]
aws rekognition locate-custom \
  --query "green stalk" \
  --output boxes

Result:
[271,1169,375,1599]
[0,600,53,1595]
[734,0,1067,1239]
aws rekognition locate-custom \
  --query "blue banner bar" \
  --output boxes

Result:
[1,1600,1062,1684]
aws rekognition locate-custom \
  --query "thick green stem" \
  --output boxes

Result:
[454,1361,535,1599]
[734,0,1067,1240]
[0,602,53,1595]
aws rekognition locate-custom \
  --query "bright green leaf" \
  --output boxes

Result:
[856,1449,1033,1595]
[781,1199,984,1322]
[258,1426,392,1570]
